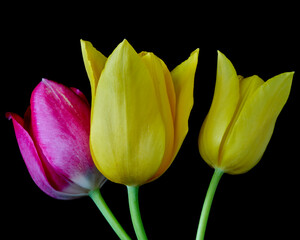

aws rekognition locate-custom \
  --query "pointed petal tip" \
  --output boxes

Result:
[40,78,56,89]
[5,112,12,120]
[278,71,295,78]
[192,48,200,55]
[5,112,24,127]
[270,71,295,87]
[41,78,50,83]
[217,51,234,65]
[217,50,229,60]
[189,48,199,61]
[283,71,295,85]
[118,39,131,49]
[80,39,90,48]
[286,71,295,78]
[278,71,295,91]
[112,39,137,57]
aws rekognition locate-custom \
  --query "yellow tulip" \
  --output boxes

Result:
[198,51,294,174]
[81,39,199,186]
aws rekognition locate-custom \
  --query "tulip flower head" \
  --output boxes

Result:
[198,51,294,174]
[81,39,199,186]
[7,79,106,199]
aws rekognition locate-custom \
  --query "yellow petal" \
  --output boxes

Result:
[219,75,265,151]
[220,72,294,174]
[80,39,107,112]
[139,51,176,121]
[239,75,265,110]
[159,59,177,121]
[171,48,199,159]
[139,52,175,180]
[198,51,239,167]
[90,40,165,186]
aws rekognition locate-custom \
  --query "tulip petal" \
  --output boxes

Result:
[80,39,107,113]
[139,52,175,180]
[91,40,165,186]
[160,59,177,121]
[7,112,85,200]
[140,51,176,120]
[30,79,97,190]
[220,72,294,174]
[70,87,90,105]
[238,75,265,112]
[171,48,199,158]
[198,51,239,167]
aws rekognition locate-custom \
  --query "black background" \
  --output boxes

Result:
[1,4,299,240]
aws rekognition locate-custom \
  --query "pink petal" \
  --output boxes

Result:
[30,79,100,190]
[7,112,85,200]
[70,87,90,106]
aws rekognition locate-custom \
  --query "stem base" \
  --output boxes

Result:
[127,186,148,240]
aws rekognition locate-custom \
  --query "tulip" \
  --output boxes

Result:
[81,39,198,240]
[196,51,294,240]
[6,79,106,199]
[81,39,199,186]
[198,51,294,174]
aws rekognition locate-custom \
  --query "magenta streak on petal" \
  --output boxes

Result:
[8,112,86,200]
[30,79,96,190]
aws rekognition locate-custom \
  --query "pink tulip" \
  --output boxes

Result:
[6,79,106,199]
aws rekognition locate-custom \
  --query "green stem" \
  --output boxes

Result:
[89,189,131,240]
[196,168,224,240]
[127,186,148,240]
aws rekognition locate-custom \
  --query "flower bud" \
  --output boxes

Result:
[7,79,106,199]
[81,39,199,185]
[198,51,294,174]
